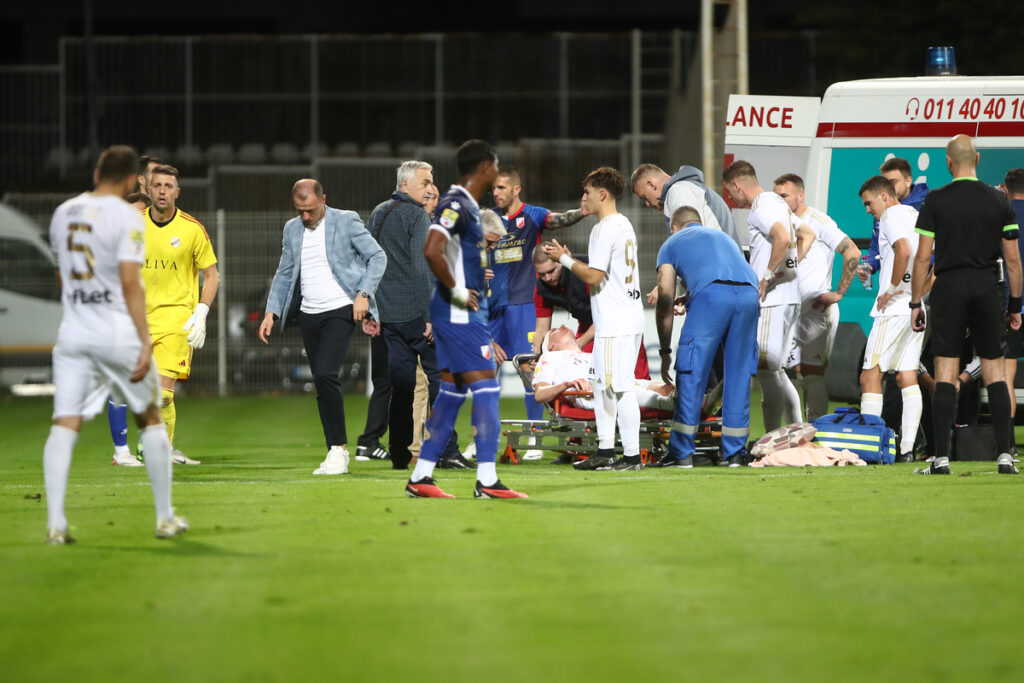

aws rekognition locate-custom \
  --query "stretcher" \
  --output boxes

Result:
[499,354,722,465]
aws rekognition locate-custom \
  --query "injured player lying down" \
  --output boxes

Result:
[532,326,675,412]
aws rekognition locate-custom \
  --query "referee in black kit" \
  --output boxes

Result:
[909,134,1022,475]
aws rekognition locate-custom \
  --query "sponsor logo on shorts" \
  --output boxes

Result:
[481,345,492,360]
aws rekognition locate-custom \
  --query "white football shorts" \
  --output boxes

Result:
[862,315,923,372]
[757,303,800,372]
[52,338,161,419]
[788,299,839,368]
[589,334,642,393]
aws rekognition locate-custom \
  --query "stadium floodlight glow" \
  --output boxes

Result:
[926,46,957,76]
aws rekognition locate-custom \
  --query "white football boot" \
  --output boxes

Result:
[313,446,350,475]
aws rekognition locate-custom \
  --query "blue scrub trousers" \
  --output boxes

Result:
[670,283,759,459]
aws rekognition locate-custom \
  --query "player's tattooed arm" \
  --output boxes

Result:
[835,237,861,296]
[545,208,588,230]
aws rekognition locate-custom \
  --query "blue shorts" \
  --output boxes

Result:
[502,302,536,357]
[434,320,497,373]
[488,306,509,350]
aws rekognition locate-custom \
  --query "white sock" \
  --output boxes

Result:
[140,424,174,522]
[803,374,829,421]
[616,390,641,456]
[758,369,800,431]
[411,457,436,482]
[44,425,78,531]
[593,385,618,449]
[476,462,497,487]
[861,392,883,417]
[114,444,130,456]
[900,385,923,456]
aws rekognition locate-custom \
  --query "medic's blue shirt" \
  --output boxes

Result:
[493,203,551,306]
[656,224,757,299]
[429,185,489,325]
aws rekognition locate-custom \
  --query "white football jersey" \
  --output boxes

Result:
[587,213,645,336]
[748,191,800,306]
[795,206,849,299]
[872,203,919,318]
[532,349,592,388]
[50,192,146,343]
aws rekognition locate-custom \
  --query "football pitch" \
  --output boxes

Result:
[2,392,1023,682]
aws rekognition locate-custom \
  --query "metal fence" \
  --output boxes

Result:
[2,140,675,396]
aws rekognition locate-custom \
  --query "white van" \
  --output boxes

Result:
[0,203,61,388]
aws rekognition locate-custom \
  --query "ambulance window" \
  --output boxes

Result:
[0,238,59,301]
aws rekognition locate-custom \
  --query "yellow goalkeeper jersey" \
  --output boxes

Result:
[142,207,218,334]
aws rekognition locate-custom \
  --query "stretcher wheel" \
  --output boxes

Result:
[500,444,520,465]
[639,448,657,466]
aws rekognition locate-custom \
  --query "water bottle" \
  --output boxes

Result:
[860,257,873,290]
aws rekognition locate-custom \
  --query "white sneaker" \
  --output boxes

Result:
[171,449,201,465]
[155,516,189,538]
[462,442,477,460]
[112,450,144,467]
[313,446,350,475]
[522,449,544,461]
[46,528,75,545]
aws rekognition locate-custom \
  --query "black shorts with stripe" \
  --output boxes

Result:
[929,268,1006,360]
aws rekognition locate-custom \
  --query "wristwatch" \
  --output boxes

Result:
[357,291,370,299]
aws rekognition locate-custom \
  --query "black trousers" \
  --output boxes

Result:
[381,317,440,468]
[299,306,356,448]
[358,333,392,447]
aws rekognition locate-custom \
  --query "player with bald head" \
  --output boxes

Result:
[911,135,1023,475]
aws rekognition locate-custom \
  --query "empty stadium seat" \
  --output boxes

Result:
[237,143,268,164]
[270,142,300,164]
[175,144,204,167]
[333,142,359,157]
[397,141,419,158]
[363,141,393,157]
[206,143,235,165]
[302,142,329,161]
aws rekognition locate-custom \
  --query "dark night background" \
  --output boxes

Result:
[2,1,1022,85]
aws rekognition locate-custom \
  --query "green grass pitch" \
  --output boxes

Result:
[2,392,1023,682]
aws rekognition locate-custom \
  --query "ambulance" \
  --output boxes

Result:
[726,75,1024,332]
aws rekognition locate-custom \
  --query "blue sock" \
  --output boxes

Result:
[419,381,467,463]
[107,399,129,449]
[470,378,501,464]
[524,390,544,420]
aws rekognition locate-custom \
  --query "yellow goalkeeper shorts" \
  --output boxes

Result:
[153,331,193,380]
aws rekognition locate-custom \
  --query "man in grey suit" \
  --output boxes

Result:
[258,179,387,475]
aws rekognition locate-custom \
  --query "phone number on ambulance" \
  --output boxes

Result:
[907,96,1024,121]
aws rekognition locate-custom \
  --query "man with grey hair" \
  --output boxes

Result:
[369,161,464,469]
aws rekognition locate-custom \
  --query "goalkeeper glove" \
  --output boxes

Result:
[183,303,210,349]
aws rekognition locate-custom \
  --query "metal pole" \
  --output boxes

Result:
[701,0,713,185]
[58,38,67,178]
[630,29,641,194]
[737,0,749,95]
[310,35,319,150]
[434,35,444,145]
[216,208,227,397]
[184,37,193,146]
[559,33,569,138]
[83,0,99,162]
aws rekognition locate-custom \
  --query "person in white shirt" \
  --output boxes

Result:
[45,145,186,545]
[543,167,646,471]
[722,160,814,431]
[773,173,862,421]
[858,175,924,462]
[532,326,674,411]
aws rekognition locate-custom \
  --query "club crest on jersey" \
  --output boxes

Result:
[440,208,459,229]
[170,236,181,248]
[516,216,525,228]
[480,345,492,360]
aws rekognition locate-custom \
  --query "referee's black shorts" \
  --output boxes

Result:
[929,269,1006,360]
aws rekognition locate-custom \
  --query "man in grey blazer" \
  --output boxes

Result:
[258,179,386,475]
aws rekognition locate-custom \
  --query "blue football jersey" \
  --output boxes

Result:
[429,185,489,325]
[493,203,550,306]
[486,249,509,312]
